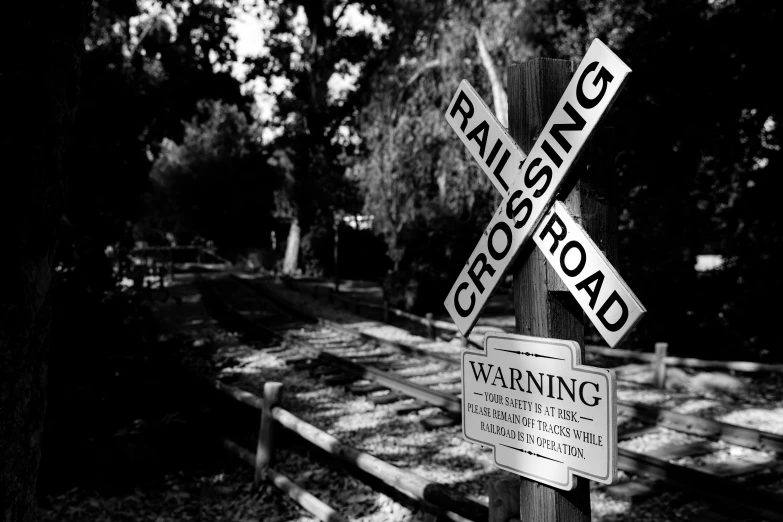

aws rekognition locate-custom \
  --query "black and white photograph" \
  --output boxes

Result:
[1,0,781,521]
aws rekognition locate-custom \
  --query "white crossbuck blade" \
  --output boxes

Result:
[444,39,645,347]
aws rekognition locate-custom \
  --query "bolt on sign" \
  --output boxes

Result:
[443,39,645,347]
[463,332,617,490]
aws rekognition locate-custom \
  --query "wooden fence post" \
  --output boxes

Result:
[255,381,283,485]
[157,258,164,289]
[654,342,668,389]
[489,476,521,522]
[333,217,341,293]
[511,57,616,522]
[383,300,390,323]
[168,246,175,284]
[425,313,436,339]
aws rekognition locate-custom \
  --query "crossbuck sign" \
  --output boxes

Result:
[444,39,645,347]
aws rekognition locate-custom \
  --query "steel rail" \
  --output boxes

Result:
[616,401,783,453]
[240,274,484,350]
[283,275,783,374]
[204,276,783,519]
[204,277,465,414]
[232,274,465,364]
[316,357,783,520]
[198,279,284,345]
[318,352,461,415]
[617,448,783,521]
[228,276,783,455]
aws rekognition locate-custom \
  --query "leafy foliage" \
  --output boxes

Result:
[246,0,386,230]
[348,0,513,309]
[68,0,250,250]
[247,0,457,274]
[344,0,783,354]
[148,100,278,257]
[517,0,782,356]
[40,0,264,500]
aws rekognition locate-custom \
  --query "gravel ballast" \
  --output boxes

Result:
[41,273,783,521]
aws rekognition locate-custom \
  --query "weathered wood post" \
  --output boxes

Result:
[383,299,390,323]
[156,257,163,289]
[654,342,668,389]
[510,57,617,521]
[488,476,521,522]
[426,313,436,339]
[333,216,340,293]
[168,246,175,284]
[255,381,283,485]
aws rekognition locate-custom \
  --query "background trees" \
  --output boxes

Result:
[69,0,251,250]
[344,0,782,355]
[515,0,782,357]
[23,0,783,381]
[148,100,278,259]
[3,0,782,516]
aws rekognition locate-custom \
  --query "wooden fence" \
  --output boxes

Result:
[187,369,488,522]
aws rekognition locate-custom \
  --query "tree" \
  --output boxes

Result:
[0,1,89,520]
[348,0,522,308]
[248,0,447,274]
[148,100,278,258]
[67,0,251,251]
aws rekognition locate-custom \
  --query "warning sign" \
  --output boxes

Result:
[462,332,617,490]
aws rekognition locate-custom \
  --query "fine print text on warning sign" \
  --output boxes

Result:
[462,332,617,490]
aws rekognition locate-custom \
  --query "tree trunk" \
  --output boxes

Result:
[475,28,509,127]
[333,218,340,288]
[0,2,87,521]
[282,219,301,275]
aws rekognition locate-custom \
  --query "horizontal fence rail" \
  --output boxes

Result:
[189,368,488,522]
[220,437,348,522]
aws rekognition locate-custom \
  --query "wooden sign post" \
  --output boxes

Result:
[511,57,594,521]
[445,39,642,521]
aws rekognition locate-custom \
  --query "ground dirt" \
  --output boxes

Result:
[37,272,783,521]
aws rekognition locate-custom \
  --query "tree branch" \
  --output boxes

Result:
[475,27,508,127]
[391,58,440,124]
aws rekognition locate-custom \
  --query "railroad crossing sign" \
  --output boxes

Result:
[533,201,645,347]
[463,332,617,490]
[443,39,645,347]
[444,80,526,195]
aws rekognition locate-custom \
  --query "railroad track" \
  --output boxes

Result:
[200,274,783,521]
